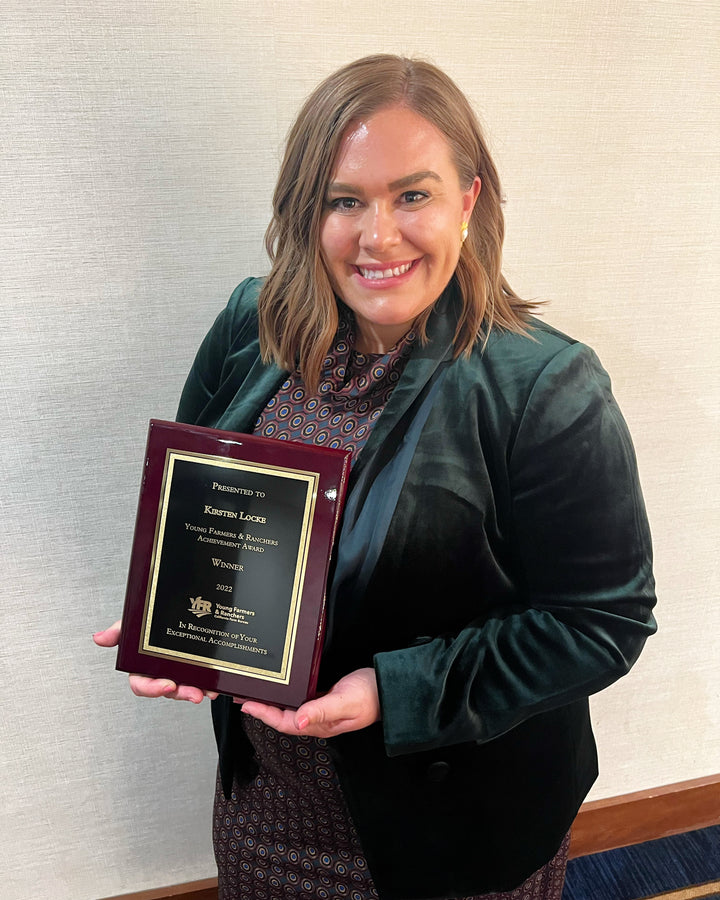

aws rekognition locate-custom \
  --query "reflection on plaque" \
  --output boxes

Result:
[116,420,351,708]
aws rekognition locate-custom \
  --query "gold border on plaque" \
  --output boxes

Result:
[138,449,319,684]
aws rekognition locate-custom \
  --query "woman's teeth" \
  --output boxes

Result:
[358,262,413,280]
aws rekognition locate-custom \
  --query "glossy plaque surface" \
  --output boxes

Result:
[117,420,351,707]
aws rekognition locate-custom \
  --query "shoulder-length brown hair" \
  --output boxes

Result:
[258,54,537,389]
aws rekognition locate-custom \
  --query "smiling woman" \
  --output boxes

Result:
[320,106,481,353]
[95,54,656,900]
[257,54,533,394]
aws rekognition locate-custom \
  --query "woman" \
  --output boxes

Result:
[95,55,656,900]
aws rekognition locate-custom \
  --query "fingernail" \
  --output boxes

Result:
[297,715,309,730]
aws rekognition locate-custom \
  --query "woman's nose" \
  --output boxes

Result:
[359,204,401,254]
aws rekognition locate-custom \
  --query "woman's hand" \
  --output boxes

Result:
[239,667,381,738]
[92,620,217,703]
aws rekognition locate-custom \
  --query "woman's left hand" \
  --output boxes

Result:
[239,667,380,738]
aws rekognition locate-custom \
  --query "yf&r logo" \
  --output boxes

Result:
[188,596,212,618]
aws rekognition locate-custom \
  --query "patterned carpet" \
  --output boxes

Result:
[562,825,720,900]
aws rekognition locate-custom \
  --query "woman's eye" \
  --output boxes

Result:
[401,190,429,204]
[329,197,359,211]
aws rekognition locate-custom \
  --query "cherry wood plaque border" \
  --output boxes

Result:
[117,419,351,707]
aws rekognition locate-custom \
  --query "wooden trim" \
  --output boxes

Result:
[100,877,218,900]
[100,774,720,897]
[569,773,720,859]
[638,882,720,900]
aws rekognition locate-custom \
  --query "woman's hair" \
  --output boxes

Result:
[258,54,538,389]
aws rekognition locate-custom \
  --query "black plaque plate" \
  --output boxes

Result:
[116,420,351,707]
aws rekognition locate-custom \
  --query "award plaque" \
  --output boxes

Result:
[116,419,351,708]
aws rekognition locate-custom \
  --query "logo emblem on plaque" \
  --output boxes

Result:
[188,596,212,618]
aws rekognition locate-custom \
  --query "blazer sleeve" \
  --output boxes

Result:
[374,342,657,755]
[175,277,262,425]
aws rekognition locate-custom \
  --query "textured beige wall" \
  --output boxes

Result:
[1,2,718,898]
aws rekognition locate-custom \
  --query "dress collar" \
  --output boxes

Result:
[317,311,417,402]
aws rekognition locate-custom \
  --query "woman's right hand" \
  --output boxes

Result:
[93,620,217,703]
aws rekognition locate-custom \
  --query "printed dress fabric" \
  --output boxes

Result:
[253,313,413,456]
[213,318,569,900]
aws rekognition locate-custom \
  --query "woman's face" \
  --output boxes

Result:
[320,104,480,353]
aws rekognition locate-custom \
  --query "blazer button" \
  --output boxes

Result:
[426,761,451,783]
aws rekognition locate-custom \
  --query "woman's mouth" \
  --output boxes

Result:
[356,260,415,280]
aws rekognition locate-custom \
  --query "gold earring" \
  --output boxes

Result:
[461,221,469,243]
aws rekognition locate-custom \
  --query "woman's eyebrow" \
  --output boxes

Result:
[326,181,362,195]
[388,170,442,190]
[326,170,442,196]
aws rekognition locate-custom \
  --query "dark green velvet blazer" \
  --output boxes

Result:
[176,277,656,900]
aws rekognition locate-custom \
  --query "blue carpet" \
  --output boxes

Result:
[562,824,720,900]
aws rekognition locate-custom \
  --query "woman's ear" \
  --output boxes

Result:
[462,176,482,219]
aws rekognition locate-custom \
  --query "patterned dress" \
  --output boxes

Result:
[213,317,569,899]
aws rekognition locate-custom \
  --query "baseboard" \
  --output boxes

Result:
[569,773,720,859]
[100,878,218,900]
[100,773,720,899]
